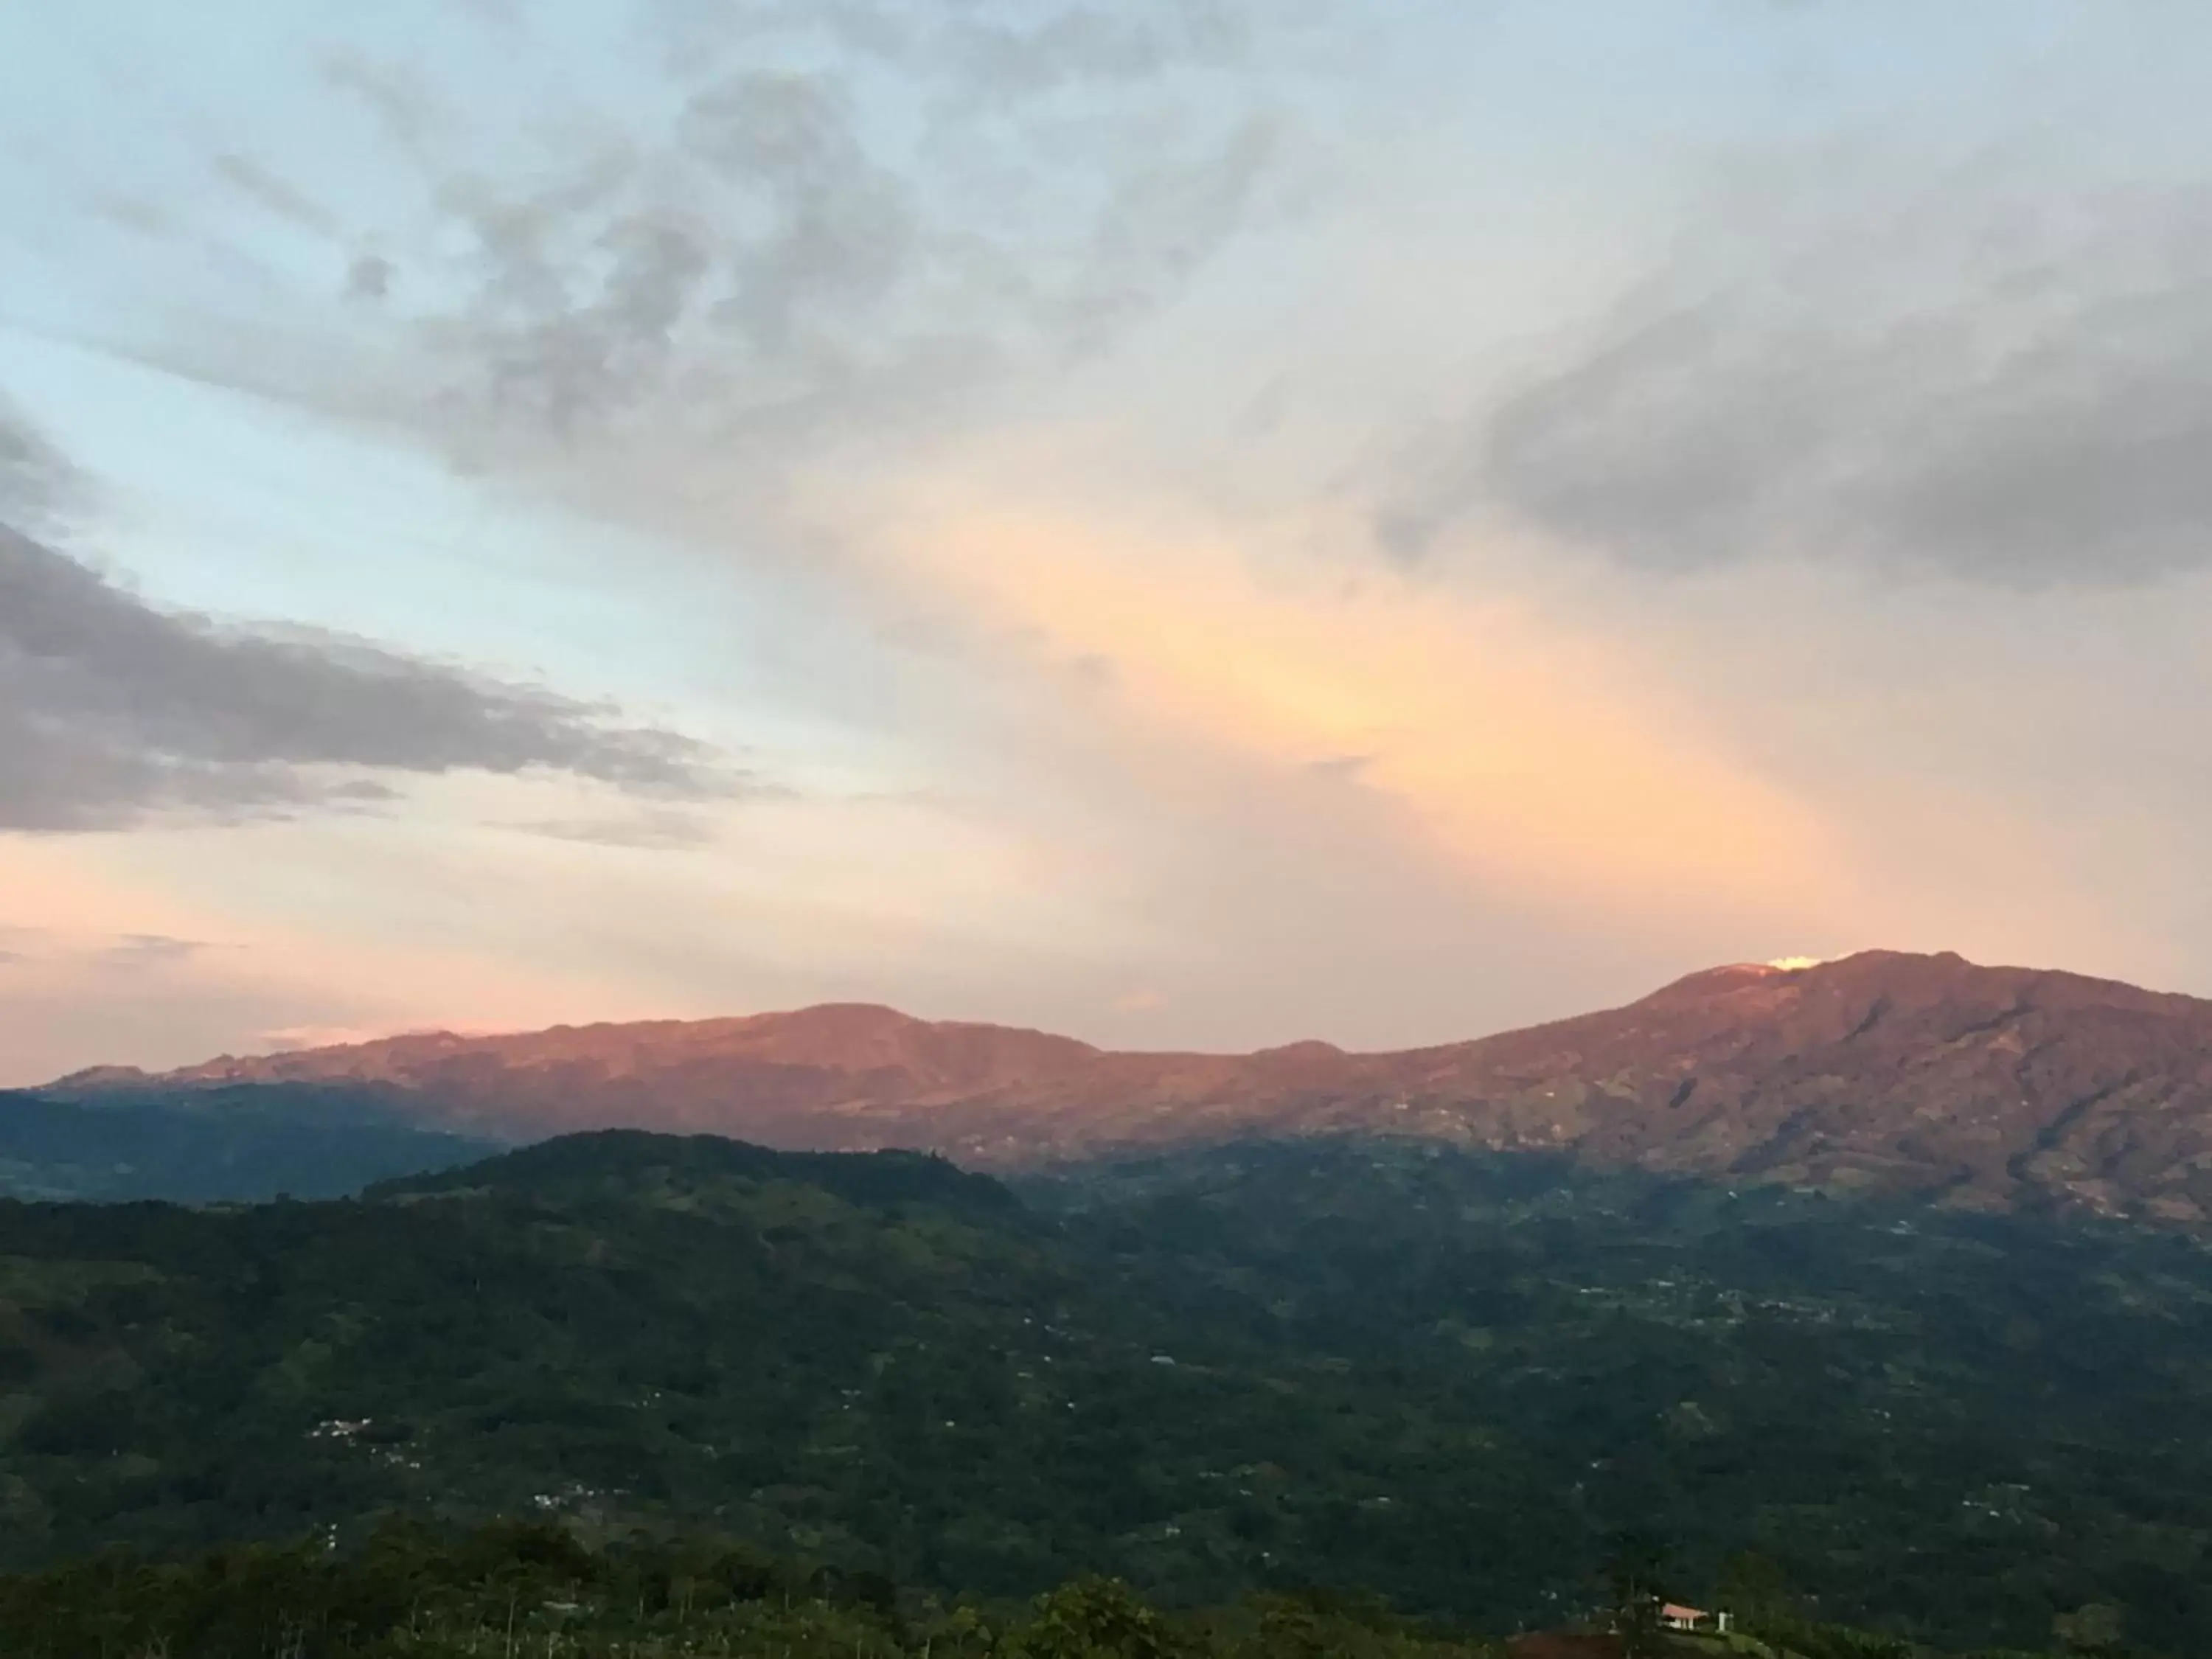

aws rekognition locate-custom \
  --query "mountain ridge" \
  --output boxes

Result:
[45,949,2212,1222]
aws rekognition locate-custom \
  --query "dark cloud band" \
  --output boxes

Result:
[0,521,733,833]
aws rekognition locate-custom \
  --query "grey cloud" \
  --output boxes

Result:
[1385,170,2212,587]
[453,197,719,435]
[347,253,394,301]
[332,776,400,799]
[213,154,340,235]
[680,70,859,185]
[350,108,896,452]
[684,72,911,347]
[104,934,212,967]
[1304,754,1375,782]
[400,67,917,443]
[0,926,215,969]
[504,807,727,849]
[322,50,445,162]
[644,0,1259,91]
[0,524,734,832]
[1061,112,1281,350]
[452,0,524,27]
[91,195,174,238]
[953,10,1175,88]
[938,5,1253,94]
[0,402,86,534]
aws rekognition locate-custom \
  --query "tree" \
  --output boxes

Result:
[1714,1551,1792,1625]
[2053,1603,2126,1657]
[1251,1593,1328,1659]
[1604,1534,1669,1659]
[1012,1576,1183,1659]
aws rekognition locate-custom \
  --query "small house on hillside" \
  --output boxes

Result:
[1659,1604,1732,1635]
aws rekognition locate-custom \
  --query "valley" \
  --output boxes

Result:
[4,1133,2210,1652]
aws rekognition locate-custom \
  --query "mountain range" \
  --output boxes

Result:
[42,949,2212,1222]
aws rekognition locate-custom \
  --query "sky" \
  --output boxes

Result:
[5,1,2212,1082]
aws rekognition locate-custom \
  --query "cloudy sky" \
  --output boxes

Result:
[4,1,2211,1082]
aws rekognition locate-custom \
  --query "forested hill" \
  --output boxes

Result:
[4,1133,2212,1652]
[372,1127,1023,1217]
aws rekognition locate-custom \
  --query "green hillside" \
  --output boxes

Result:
[2,1133,2208,1652]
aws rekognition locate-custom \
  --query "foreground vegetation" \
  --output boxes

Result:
[0,1519,2093,1659]
[0,1517,1504,1659]
[2,1134,2208,1649]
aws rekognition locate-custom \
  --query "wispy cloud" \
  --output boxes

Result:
[74,0,1331,513]
[502,807,728,850]
[321,48,445,165]
[103,933,212,965]
[0,925,214,972]
[211,153,339,237]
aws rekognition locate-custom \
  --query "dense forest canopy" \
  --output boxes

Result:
[2,1133,2208,1652]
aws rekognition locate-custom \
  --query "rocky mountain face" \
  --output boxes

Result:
[51,951,2212,1221]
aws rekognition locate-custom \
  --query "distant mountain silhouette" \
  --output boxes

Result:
[0,1083,495,1202]
[49,950,2212,1221]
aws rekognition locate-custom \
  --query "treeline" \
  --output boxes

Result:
[0,1518,1501,1659]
